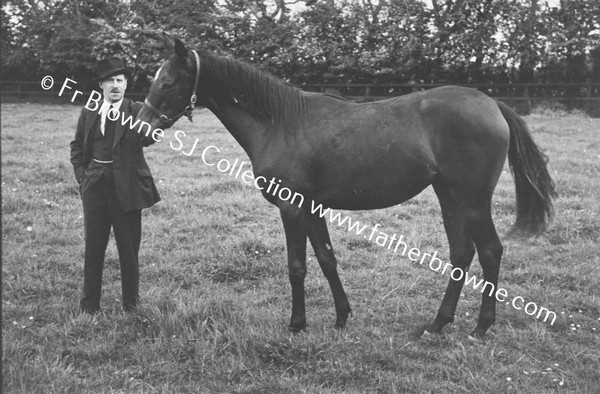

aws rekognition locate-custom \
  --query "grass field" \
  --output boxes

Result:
[2,102,599,393]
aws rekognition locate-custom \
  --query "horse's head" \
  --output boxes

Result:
[137,34,202,130]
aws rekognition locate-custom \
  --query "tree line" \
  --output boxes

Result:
[2,0,599,92]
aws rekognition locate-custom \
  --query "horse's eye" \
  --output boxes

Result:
[162,81,175,90]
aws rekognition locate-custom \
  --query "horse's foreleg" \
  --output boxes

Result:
[279,204,309,332]
[307,215,351,328]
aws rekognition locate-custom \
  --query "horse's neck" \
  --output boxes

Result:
[200,55,306,160]
[207,99,269,162]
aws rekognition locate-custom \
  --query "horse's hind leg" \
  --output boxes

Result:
[465,207,503,338]
[426,179,476,335]
[307,215,352,328]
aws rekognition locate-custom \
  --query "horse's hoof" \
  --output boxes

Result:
[334,309,352,329]
[467,332,485,343]
[287,324,307,334]
[421,329,437,340]
[334,317,347,329]
[468,327,488,341]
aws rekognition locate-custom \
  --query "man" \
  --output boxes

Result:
[70,57,160,314]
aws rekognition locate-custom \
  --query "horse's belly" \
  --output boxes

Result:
[322,185,429,210]
[312,161,435,210]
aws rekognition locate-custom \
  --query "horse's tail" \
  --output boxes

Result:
[497,101,557,235]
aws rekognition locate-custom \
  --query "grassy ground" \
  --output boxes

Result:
[2,102,599,393]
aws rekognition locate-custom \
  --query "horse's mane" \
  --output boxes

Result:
[199,51,306,135]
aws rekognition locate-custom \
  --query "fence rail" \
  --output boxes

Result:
[2,80,599,115]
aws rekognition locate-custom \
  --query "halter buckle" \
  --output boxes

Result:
[184,106,194,122]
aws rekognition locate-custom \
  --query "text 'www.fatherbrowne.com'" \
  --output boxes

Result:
[308,201,557,326]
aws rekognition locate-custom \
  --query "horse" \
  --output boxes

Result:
[136,34,556,339]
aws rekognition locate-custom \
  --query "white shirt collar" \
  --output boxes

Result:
[99,99,123,135]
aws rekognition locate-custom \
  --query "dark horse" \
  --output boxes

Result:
[137,35,556,339]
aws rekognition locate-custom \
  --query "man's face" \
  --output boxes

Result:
[99,74,127,103]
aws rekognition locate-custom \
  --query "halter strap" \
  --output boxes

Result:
[144,49,201,125]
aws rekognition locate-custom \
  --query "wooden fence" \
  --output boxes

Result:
[2,80,599,115]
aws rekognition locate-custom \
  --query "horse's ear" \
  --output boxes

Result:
[162,32,175,52]
[174,38,188,60]
[162,32,187,61]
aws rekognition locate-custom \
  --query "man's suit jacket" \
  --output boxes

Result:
[70,98,161,211]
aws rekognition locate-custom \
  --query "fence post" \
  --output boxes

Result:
[524,85,531,113]
[365,86,370,98]
[585,80,592,115]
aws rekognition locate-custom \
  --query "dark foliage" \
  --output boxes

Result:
[2,0,599,85]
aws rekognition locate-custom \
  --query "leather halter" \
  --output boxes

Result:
[144,50,201,125]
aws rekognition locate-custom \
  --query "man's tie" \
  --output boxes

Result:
[104,104,116,139]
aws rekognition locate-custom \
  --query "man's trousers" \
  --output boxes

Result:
[79,167,142,313]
